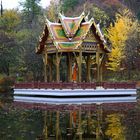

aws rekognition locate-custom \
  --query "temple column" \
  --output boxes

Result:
[86,55,91,82]
[99,53,104,82]
[78,49,82,82]
[99,63,103,82]
[49,61,53,82]
[68,53,72,82]
[44,64,47,82]
[56,51,60,82]
[96,45,100,82]
[43,48,48,82]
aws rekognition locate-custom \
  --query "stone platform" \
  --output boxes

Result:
[14,88,137,104]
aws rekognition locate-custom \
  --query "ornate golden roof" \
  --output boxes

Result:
[36,12,110,53]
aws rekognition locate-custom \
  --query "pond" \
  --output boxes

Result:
[0,95,140,140]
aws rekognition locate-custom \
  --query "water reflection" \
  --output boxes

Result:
[0,101,140,140]
[105,114,125,140]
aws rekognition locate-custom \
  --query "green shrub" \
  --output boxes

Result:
[16,77,24,82]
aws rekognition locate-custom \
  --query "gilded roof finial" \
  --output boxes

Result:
[85,11,90,21]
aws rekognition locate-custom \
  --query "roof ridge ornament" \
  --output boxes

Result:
[59,12,65,19]
[89,18,94,23]
[81,11,85,17]
[85,11,90,21]
[45,18,51,25]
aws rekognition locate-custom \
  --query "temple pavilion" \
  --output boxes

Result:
[36,12,111,83]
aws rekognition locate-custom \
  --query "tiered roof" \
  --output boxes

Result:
[36,12,110,53]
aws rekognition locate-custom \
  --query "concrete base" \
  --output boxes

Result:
[14,88,137,104]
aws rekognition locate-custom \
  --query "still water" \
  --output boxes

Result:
[0,99,140,140]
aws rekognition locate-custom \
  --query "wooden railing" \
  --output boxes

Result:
[14,82,136,89]
[103,82,136,89]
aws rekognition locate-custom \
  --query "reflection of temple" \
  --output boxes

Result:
[42,106,103,140]
[36,12,110,82]
[40,105,127,140]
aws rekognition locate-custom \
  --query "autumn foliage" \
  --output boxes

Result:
[0,77,14,93]
[106,9,139,72]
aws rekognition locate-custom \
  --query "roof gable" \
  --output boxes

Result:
[59,12,85,38]
[48,23,67,41]
[74,19,93,41]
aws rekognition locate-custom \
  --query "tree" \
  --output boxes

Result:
[137,10,140,20]
[106,9,135,71]
[83,2,110,28]
[120,0,140,19]
[20,0,42,24]
[0,10,20,76]
[124,18,140,79]
[0,9,20,31]
[60,0,79,13]
[15,26,44,81]
[45,0,59,22]
[16,0,44,81]
[88,0,123,19]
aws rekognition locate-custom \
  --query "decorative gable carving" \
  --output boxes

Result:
[84,30,98,42]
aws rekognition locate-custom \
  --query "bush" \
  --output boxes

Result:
[0,77,15,93]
